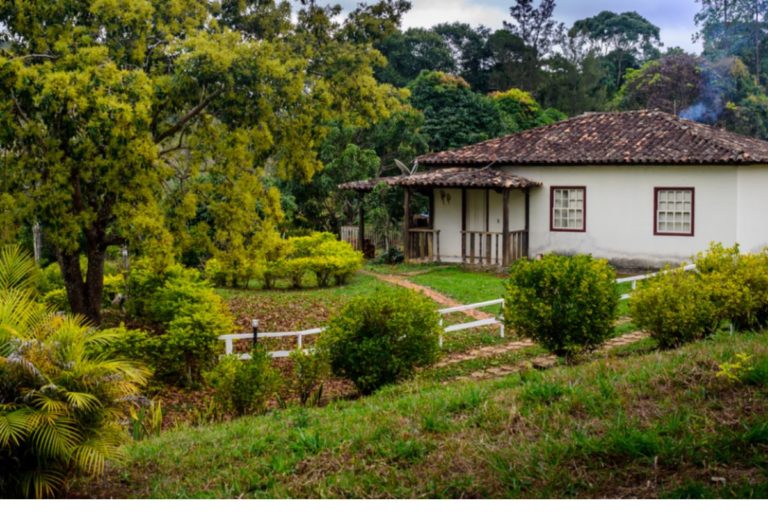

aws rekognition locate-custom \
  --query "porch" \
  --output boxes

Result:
[340,167,541,267]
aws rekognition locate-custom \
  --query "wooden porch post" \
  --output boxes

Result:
[524,188,531,259]
[461,188,467,264]
[484,189,491,265]
[357,191,365,252]
[502,188,510,267]
[403,187,411,262]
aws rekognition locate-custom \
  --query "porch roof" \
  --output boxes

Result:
[338,167,541,192]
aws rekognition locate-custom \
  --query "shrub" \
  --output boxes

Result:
[204,256,263,289]
[629,267,718,349]
[504,254,619,360]
[695,243,768,330]
[101,325,156,363]
[318,288,440,394]
[221,232,363,290]
[125,260,201,320]
[0,247,149,497]
[159,307,233,386]
[36,262,64,295]
[376,247,405,265]
[147,273,229,325]
[42,287,70,311]
[203,348,281,416]
[289,349,330,406]
[122,260,234,387]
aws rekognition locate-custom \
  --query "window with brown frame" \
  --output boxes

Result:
[654,188,694,236]
[550,186,586,232]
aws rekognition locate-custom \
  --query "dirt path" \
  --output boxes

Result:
[361,270,493,320]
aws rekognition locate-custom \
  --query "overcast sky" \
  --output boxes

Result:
[319,0,703,53]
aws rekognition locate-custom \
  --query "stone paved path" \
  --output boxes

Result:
[456,329,650,381]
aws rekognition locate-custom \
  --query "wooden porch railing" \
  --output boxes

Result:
[407,228,440,262]
[461,230,528,266]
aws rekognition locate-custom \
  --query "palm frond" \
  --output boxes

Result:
[71,437,115,476]
[30,392,69,414]
[0,408,32,447]
[64,391,101,412]
[27,410,82,458]
[0,245,39,293]
[19,467,66,499]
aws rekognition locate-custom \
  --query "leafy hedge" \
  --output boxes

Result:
[504,254,619,360]
[631,244,768,348]
[206,232,363,290]
[108,261,234,387]
[318,287,440,394]
[630,267,718,349]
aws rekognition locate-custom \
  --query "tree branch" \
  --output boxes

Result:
[153,90,222,144]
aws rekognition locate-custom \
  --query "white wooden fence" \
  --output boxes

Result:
[615,264,697,300]
[219,265,698,359]
[220,299,506,359]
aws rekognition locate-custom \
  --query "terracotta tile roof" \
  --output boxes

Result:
[416,110,768,166]
[338,176,402,192]
[338,167,540,191]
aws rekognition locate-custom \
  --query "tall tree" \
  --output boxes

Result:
[695,0,768,84]
[503,0,564,91]
[485,29,536,92]
[432,23,492,91]
[408,71,505,150]
[569,11,662,93]
[614,52,704,114]
[376,28,456,86]
[0,0,401,322]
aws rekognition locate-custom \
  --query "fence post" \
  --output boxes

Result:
[251,319,259,351]
[499,299,505,338]
[438,317,444,348]
[297,333,303,350]
[225,338,233,355]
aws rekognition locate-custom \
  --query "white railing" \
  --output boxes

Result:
[220,327,325,360]
[219,265,698,359]
[219,299,507,358]
[438,299,504,347]
[616,264,697,300]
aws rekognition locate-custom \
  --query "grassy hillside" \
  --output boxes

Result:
[79,332,768,498]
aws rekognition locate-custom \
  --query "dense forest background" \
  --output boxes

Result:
[286,0,768,235]
[2,0,768,320]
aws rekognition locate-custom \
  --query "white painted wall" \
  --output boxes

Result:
[433,188,462,262]
[429,165,763,268]
[737,168,768,253]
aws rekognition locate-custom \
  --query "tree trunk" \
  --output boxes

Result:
[57,244,106,325]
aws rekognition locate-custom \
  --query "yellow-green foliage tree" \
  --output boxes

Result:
[0,1,403,323]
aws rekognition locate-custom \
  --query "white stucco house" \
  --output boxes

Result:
[340,110,768,269]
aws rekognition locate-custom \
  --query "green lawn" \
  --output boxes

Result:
[80,331,768,498]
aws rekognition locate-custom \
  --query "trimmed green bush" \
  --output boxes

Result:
[318,288,440,394]
[629,267,718,349]
[504,254,619,360]
[695,243,768,330]
[205,256,264,289]
[221,232,363,290]
[203,348,281,416]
